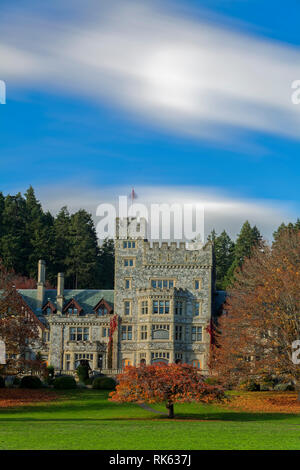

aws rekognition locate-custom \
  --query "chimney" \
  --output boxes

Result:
[56,273,64,314]
[37,260,46,308]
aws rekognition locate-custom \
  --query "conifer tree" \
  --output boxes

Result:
[24,186,55,278]
[224,221,262,288]
[214,230,235,290]
[97,238,115,288]
[65,210,99,288]
[0,193,29,275]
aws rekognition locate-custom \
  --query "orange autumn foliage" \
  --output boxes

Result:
[109,363,225,418]
[226,392,300,414]
[211,229,300,389]
[0,389,58,408]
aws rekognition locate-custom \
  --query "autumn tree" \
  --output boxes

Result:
[110,364,225,418]
[0,261,42,375]
[211,229,300,396]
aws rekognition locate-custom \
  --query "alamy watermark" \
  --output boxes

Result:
[0,80,6,104]
[292,340,300,364]
[96,196,205,243]
[291,80,300,105]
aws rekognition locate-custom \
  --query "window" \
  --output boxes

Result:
[65,353,71,371]
[194,301,202,316]
[124,258,134,267]
[121,325,132,340]
[68,307,78,315]
[97,307,108,316]
[153,300,169,314]
[124,301,131,316]
[75,353,93,361]
[140,353,146,365]
[123,241,136,249]
[122,358,132,368]
[175,353,183,361]
[69,327,89,341]
[43,331,50,342]
[192,360,201,369]
[175,325,183,341]
[191,326,202,342]
[125,278,131,289]
[141,300,148,315]
[102,327,110,337]
[175,301,184,316]
[194,279,201,290]
[151,352,170,360]
[140,325,147,340]
[151,279,174,289]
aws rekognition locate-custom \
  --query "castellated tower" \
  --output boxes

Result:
[114,217,213,371]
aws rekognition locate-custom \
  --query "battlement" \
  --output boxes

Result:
[143,240,211,251]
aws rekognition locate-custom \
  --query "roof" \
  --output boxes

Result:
[18,289,114,319]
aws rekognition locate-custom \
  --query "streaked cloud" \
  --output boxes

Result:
[2,0,300,143]
[37,183,296,242]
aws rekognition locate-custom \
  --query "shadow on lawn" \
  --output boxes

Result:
[0,390,299,423]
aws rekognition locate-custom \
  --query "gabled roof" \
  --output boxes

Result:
[18,289,114,319]
[93,298,113,314]
[63,297,83,314]
[42,300,56,313]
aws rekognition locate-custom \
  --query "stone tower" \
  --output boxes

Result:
[114,217,213,371]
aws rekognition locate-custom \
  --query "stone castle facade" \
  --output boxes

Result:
[18,217,216,374]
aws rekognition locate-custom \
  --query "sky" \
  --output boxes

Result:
[1,0,300,241]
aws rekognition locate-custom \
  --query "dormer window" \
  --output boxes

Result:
[63,299,83,316]
[93,298,113,316]
[97,307,108,316]
[42,301,56,316]
[68,307,78,315]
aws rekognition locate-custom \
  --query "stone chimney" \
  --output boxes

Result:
[56,273,64,314]
[37,260,46,308]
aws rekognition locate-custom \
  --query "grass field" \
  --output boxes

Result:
[1,389,300,450]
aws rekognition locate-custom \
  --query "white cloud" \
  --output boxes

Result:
[2,1,300,143]
[37,183,296,242]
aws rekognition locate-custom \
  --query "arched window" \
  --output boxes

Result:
[192,360,201,369]
[122,359,132,368]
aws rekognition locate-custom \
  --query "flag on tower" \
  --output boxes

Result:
[130,188,137,203]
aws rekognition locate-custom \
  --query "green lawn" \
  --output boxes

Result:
[1,389,300,450]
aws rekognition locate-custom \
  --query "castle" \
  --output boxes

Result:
[16,217,219,374]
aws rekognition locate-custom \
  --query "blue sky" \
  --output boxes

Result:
[1,0,300,239]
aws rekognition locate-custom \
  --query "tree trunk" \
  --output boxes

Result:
[166,402,174,419]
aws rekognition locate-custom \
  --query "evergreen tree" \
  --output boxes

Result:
[213,230,235,290]
[52,206,71,282]
[65,210,99,289]
[273,219,300,244]
[24,186,55,278]
[224,221,262,288]
[97,238,115,289]
[0,193,29,275]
